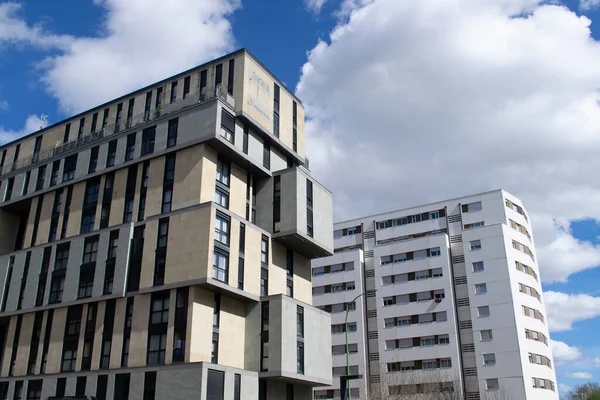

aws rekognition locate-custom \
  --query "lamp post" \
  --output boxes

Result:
[344,289,376,400]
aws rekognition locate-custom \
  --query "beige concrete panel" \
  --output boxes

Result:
[0,209,20,254]
[2,145,16,173]
[90,301,106,371]
[199,145,217,204]
[108,168,128,227]
[46,307,67,374]
[232,53,246,113]
[172,145,203,211]
[23,196,38,249]
[278,91,294,151]
[229,162,247,219]
[165,289,177,365]
[293,252,313,305]
[66,182,86,238]
[34,191,55,246]
[243,225,262,297]
[18,137,36,164]
[109,298,127,369]
[75,303,88,372]
[164,207,212,285]
[128,293,150,367]
[242,56,275,136]
[296,105,306,158]
[40,125,64,154]
[218,296,246,369]
[187,287,212,363]
[269,242,287,297]
[145,156,165,218]
[132,93,146,118]
[140,219,158,290]
[0,315,16,376]
[13,313,35,376]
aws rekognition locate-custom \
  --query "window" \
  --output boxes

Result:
[49,161,60,186]
[63,154,77,181]
[465,221,485,229]
[215,188,229,208]
[213,250,228,282]
[478,306,490,317]
[297,342,304,374]
[157,219,169,248]
[183,76,190,99]
[440,358,452,368]
[163,154,176,183]
[207,369,225,400]
[216,157,229,186]
[154,254,165,286]
[483,353,496,365]
[106,140,117,167]
[307,209,313,237]
[215,214,230,245]
[147,334,166,365]
[125,133,136,161]
[263,141,270,169]
[123,198,134,223]
[170,81,177,103]
[78,117,85,138]
[4,178,13,201]
[167,118,178,148]
[35,165,46,190]
[233,374,241,400]
[78,270,94,298]
[212,333,219,364]
[21,172,30,197]
[481,329,493,341]
[439,335,450,345]
[422,360,437,369]
[80,210,95,233]
[104,263,115,295]
[85,179,101,205]
[116,102,123,126]
[462,201,482,212]
[55,243,70,270]
[27,380,42,400]
[220,109,235,142]
[475,283,488,294]
[141,127,156,156]
[430,247,441,256]
[470,239,482,250]
[238,258,244,290]
[429,210,440,219]
[161,188,172,213]
[61,347,77,372]
[421,337,435,347]
[486,379,499,390]
[83,236,99,264]
[297,306,304,337]
[473,261,484,272]
[273,84,280,137]
[89,146,99,173]
[150,297,169,324]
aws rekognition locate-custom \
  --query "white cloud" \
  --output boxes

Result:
[1,0,239,113]
[0,115,49,145]
[550,340,582,364]
[559,383,573,393]
[545,291,600,331]
[567,372,593,379]
[0,2,73,49]
[580,0,600,11]
[594,357,600,368]
[296,0,600,283]
[305,0,328,13]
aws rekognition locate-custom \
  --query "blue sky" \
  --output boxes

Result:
[2,0,600,394]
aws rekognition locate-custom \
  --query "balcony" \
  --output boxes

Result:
[0,86,235,177]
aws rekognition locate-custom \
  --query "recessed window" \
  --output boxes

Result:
[150,297,169,324]
[215,214,230,245]
[481,329,493,341]
[88,146,99,173]
[486,379,499,390]
[141,127,156,156]
[125,133,136,161]
[82,236,99,264]
[215,188,229,208]
[473,261,484,272]
[213,250,228,282]
[462,201,482,213]
[483,353,496,366]
[147,334,166,365]
[475,283,487,294]
[478,306,490,318]
[63,155,77,181]
[220,110,235,143]
[430,247,441,257]
[470,240,482,250]
[167,118,178,148]
[106,140,117,167]
[216,157,229,186]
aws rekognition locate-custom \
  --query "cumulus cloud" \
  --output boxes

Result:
[545,291,600,331]
[296,0,600,283]
[567,372,593,379]
[0,0,239,112]
[0,114,49,145]
[550,340,582,364]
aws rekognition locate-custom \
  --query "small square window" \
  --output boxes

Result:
[486,378,499,390]
[470,240,482,250]
[475,283,487,294]
[473,261,484,272]
[483,353,496,366]
[481,329,493,341]
[477,306,490,317]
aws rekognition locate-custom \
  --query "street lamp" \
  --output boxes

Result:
[344,289,376,400]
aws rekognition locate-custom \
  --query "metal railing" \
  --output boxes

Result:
[1,85,234,177]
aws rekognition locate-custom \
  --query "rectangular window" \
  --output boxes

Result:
[78,117,85,138]
[306,179,313,208]
[473,261,484,272]
[61,346,77,372]
[4,178,14,201]
[157,218,169,248]
[238,258,244,290]
[82,236,99,264]
[475,283,488,294]
[220,109,235,143]
[170,81,177,103]
[55,243,70,270]
[35,165,46,191]
[273,84,280,138]
[127,98,135,126]
[297,342,304,374]
[161,188,172,213]
[307,209,314,238]
[116,103,123,127]
[215,63,223,86]
[213,250,228,282]
[154,254,165,286]
[233,374,241,400]
[104,262,115,295]
[242,124,249,154]
[102,108,109,129]
[178,77,190,102]
[125,133,136,161]
[84,178,101,205]
[207,369,225,400]
[50,161,60,186]
[215,188,229,208]
[63,154,77,181]
[216,157,229,186]
[147,334,166,365]
[470,239,482,250]
[91,113,98,133]
[200,70,207,94]
[215,213,230,245]
[167,118,178,148]
[212,333,219,364]
[481,329,493,341]
[263,141,270,169]
[141,126,156,156]
[478,306,490,317]
[80,209,95,233]
[483,353,496,365]
[63,124,71,143]
[89,146,99,173]
[297,306,304,337]
[292,101,298,151]
[227,59,235,95]
[107,140,117,167]
[143,371,156,400]
[123,199,134,223]
[150,297,169,324]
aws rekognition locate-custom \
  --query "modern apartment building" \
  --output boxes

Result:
[312,190,557,400]
[0,49,333,400]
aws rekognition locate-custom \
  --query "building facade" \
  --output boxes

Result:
[0,49,333,400]
[312,190,557,400]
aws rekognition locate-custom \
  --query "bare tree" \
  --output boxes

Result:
[565,382,600,400]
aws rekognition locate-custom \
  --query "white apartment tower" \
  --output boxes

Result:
[312,189,557,400]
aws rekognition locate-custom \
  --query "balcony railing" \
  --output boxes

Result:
[0,85,234,177]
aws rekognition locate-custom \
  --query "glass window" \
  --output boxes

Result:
[481,329,493,341]
[470,240,482,250]
[215,188,229,208]
[215,214,230,245]
[483,353,496,365]
[478,306,490,317]
[148,334,166,365]
[475,283,488,294]
[213,250,228,282]
[150,297,169,324]
[82,237,99,264]
[473,261,484,272]
[430,247,441,256]
[216,158,230,186]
